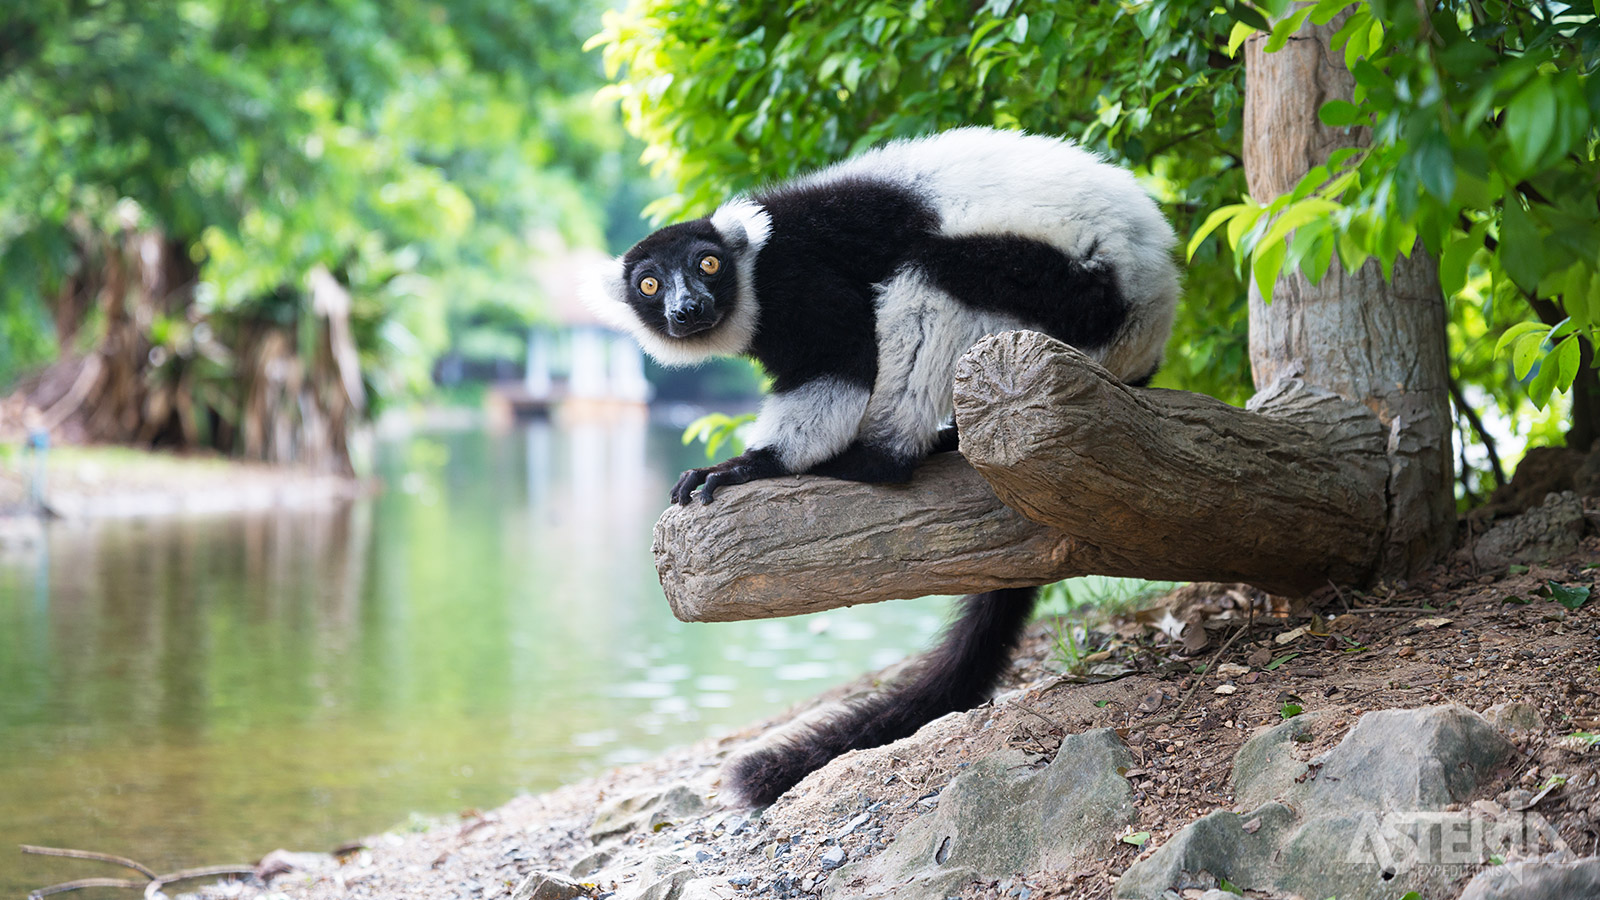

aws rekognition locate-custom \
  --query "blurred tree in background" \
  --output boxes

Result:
[594,0,1600,500]
[1,0,648,470]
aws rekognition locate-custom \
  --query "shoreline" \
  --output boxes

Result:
[0,444,372,527]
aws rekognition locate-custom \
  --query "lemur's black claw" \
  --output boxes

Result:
[672,468,711,505]
[699,467,754,504]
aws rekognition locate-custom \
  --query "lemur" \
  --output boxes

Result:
[584,127,1180,806]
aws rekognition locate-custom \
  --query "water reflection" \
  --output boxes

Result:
[0,421,944,895]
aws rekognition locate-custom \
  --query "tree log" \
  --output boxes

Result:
[954,331,1389,594]
[654,331,1390,622]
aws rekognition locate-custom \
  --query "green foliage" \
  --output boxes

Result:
[681,411,755,460]
[1,0,645,396]
[593,0,1255,403]
[1200,0,1600,416]
[600,0,1600,479]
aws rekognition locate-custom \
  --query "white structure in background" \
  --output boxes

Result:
[519,235,652,411]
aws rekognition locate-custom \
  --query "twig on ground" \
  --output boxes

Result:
[20,846,156,879]
[21,845,254,900]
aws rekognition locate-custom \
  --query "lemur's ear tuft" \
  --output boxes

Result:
[579,255,638,334]
[710,199,772,256]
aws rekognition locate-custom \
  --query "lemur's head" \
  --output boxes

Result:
[582,200,770,366]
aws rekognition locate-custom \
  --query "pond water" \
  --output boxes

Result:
[0,421,946,897]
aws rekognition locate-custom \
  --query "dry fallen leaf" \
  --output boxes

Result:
[1275,625,1309,646]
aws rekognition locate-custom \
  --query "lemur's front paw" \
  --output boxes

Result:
[671,467,714,505]
[670,449,785,506]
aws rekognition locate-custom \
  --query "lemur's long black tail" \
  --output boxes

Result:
[724,586,1039,806]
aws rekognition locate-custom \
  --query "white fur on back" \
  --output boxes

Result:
[795,127,1180,381]
[746,377,870,470]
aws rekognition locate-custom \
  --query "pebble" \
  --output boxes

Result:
[819,847,847,870]
[833,812,871,841]
[729,873,755,886]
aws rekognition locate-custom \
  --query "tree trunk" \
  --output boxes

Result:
[1243,18,1455,577]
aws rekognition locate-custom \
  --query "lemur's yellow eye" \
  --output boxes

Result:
[638,276,660,296]
[699,255,721,276]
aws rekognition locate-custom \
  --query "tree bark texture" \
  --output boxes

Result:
[654,332,1390,622]
[1243,18,1456,577]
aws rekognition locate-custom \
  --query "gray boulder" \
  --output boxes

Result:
[588,783,707,844]
[510,870,585,900]
[1474,491,1585,568]
[827,728,1137,900]
[1117,705,1517,900]
[1456,855,1600,900]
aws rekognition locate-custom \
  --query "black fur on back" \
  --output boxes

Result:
[746,176,938,393]
[915,234,1129,352]
[739,176,1130,398]
[724,586,1039,807]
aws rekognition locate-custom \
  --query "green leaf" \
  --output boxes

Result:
[1260,199,1340,252]
[1309,0,1356,24]
[1494,321,1550,358]
[1318,99,1361,127]
[1499,200,1545,294]
[1546,581,1591,610]
[1509,564,1531,575]
[1227,21,1256,58]
[1440,232,1480,297]
[1121,830,1151,847]
[1225,2,1272,32]
[1265,7,1314,53]
[1528,346,1559,408]
[1512,331,1545,381]
[1254,240,1287,304]
[1280,702,1304,719]
[1187,204,1249,260]
[1554,337,1583,393]
[1266,652,1299,670]
[1007,13,1029,43]
[1505,78,1558,171]
[1414,132,1454,204]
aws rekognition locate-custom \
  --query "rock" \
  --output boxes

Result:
[625,868,694,900]
[510,871,584,900]
[819,847,847,870]
[1119,705,1517,900]
[1456,855,1600,899]
[833,812,870,841]
[1113,804,1295,899]
[826,728,1136,899]
[1229,711,1327,811]
[571,849,613,878]
[1473,491,1585,568]
[589,784,707,844]
[1484,701,1546,733]
[727,873,755,886]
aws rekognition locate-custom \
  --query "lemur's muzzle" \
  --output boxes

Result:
[666,292,719,337]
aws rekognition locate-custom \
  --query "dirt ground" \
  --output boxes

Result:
[147,517,1598,900]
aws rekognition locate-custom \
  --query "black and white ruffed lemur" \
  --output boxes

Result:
[584,127,1180,806]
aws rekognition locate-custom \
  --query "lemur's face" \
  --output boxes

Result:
[621,220,738,341]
